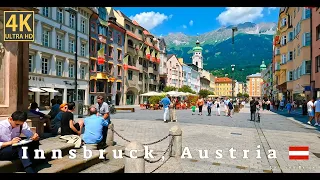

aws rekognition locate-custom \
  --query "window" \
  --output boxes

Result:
[303,8,311,19]
[138,29,142,35]
[69,64,74,78]
[56,34,63,50]
[90,81,95,92]
[69,14,75,28]
[281,54,287,64]
[29,55,34,72]
[80,66,85,79]
[117,82,121,91]
[81,18,86,33]
[294,9,296,18]
[127,40,133,48]
[98,7,106,20]
[303,32,311,46]
[297,44,300,56]
[56,61,63,76]
[90,60,95,71]
[288,15,292,26]
[91,22,96,33]
[281,35,286,45]
[117,34,121,45]
[317,25,320,40]
[41,58,49,74]
[305,61,311,74]
[96,81,105,92]
[128,70,133,80]
[91,40,96,53]
[316,56,320,73]
[117,49,121,60]
[108,30,113,39]
[69,39,75,53]
[288,51,293,61]
[125,24,130,30]
[139,57,142,65]
[81,43,86,56]
[294,49,296,59]
[288,31,293,41]
[57,8,63,23]
[96,63,104,72]
[43,7,50,17]
[139,73,143,81]
[42,29,50,47]
[117,66,121,76]
[276,48,280,55]
[281,17,286,27]
[289,71,293,81]
[98,25,105,35]
[153,63,157,71]
[108,46,113,57]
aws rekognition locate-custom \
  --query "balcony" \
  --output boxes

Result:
[127,45,137,56]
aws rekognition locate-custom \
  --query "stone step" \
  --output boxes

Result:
[79,146,125,173]
[0,137,75,173]
[34,145,125,173]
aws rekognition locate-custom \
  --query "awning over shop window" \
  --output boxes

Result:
[29,87,45,92]
[40,88,59,93]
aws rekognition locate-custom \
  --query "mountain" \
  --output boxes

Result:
[163,22,276,81]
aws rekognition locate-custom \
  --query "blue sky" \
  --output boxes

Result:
[114,7,279,36]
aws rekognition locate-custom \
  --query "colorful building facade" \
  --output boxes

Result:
[311,7,320,98]
[166,54,183,88]
[215,77,233,97]
[246,73,263,98]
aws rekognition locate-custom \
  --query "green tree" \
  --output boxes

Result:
[163,86,177,92]
[178,85,196,94]
[237,92,243,97]
[198,89,213,98]
[243,93,249,98]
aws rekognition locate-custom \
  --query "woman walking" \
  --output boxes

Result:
[215,99,221,116]
[197,96,204,116]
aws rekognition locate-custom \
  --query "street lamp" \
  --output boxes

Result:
[65,7,78,103]
[231,64,235,102]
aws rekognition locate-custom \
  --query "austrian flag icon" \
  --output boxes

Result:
[289,146,309,160]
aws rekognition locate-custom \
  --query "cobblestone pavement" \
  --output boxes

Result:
[103,106,320,173]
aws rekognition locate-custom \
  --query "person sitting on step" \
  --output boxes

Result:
[0,111,41,173]
[29,102,51,133]
[82,105,109,149]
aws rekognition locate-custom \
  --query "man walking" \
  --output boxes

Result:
[160,94,171,123]
[314,97,320,126]
[250,98,259,121]
[307,98,315,125]
[206,99,213,116]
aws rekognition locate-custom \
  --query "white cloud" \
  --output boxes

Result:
[182,25,187,29]
[268,7,277,14]
[216,7,264,26]
[189,20,194,26]
[130,11,169,30]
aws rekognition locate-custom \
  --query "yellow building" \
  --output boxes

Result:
[246,73,263,98]
[276,7,311,101]
[238,82,244,94]
[214,77,233,97]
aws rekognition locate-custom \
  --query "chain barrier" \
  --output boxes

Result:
[111,128,175,173]
[111,128,171,145]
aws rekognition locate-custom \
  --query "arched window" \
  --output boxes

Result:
[128,55,132,65]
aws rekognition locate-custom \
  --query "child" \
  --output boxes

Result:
[191,103,196,115]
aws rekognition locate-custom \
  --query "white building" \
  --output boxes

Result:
[28,7,94,107]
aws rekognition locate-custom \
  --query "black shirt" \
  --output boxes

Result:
[250,100,259,111]
[60,111,74,136]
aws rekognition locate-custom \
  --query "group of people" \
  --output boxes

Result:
[0,95,111,173]
[307,97,320,126]
[160,95,237,123]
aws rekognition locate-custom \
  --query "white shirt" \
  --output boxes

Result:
[314,100,320,112]
[307,101,314,112]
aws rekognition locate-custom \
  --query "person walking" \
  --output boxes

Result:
[206,99,213,116]
[197,96,204,116]
[314,97,320,126]
[215,99,221,116]
[307,98,315,125]
[160,94,171,123]
[250,98,259,121]
[286,101,292,114]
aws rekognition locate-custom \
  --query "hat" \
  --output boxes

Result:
[60,103,68,109]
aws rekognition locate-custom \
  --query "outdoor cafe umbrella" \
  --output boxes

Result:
[166,91,185,97]
[140,91,163,96]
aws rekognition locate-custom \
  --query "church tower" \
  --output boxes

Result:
[260,61,267,72]
[192,40,203,70]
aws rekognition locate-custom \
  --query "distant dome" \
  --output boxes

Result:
[193,46,203,51]
[260,61,266,68]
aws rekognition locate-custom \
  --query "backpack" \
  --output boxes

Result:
[217,103,220,108]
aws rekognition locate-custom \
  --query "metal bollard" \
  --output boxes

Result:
[169,125,182,157]
[106,123,114,146]
[124,141,145,173]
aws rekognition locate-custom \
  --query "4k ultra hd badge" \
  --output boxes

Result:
[3,11,34,41]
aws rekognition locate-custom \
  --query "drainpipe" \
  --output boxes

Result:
[309,8,313,99]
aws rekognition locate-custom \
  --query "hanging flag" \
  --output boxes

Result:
[145,46,150,59]
[97,44,105,65]
[289,146,309,160]
[123,54,128,64]
[151,50,156,61]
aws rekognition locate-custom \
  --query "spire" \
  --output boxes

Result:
[196,40,200,46]
[260,60,267,71]
[108,7,117,23]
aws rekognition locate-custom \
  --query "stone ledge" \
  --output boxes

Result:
[0,137,75,173]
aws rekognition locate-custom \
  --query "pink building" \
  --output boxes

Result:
[166,54,183,88]
[311,8,320,98]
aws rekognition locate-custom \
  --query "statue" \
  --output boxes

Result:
[0,19,5,61]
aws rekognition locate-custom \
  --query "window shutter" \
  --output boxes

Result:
[302,61,306,75]
[302,33,305,46]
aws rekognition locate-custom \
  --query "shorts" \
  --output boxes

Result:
[308,111,314,117]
